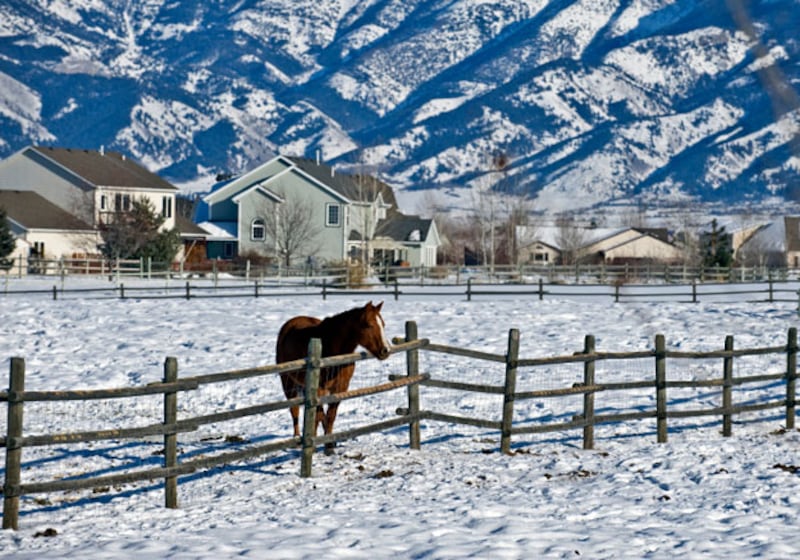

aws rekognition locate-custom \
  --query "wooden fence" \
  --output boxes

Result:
[1,324,797,529]
[4,278,800,305]
[395,324,797,454]
[0,340,426,530]
[5,257,800,286]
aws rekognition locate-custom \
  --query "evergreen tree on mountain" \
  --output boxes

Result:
[99,198,180,266]
[0,207,16,270]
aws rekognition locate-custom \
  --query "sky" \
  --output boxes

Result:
[0,275,799,559]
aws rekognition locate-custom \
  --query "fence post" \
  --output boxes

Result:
[655,334,667,443]
[163,357,179,509]
[500,329,520,454]
[322,279,327,301]
[52,285,57,301]
[3,357,25,530]
[722,335,734,437]
[787,327,797,429]
[405,321,421,450]
[692,280,697,303]
[583,335,596,450]
[300,338,322,477]
[467,278,472,302]
[185,281,191,300]
[394,278,400,301]
[538,278,543,301]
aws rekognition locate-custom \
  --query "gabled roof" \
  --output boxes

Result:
[203,156,351,206]
[287,157,397,208]
[517,226,673,251]
[175,215,210,238]
[0,190,92,231]
[30,146,176,191]
[375,213,434,243]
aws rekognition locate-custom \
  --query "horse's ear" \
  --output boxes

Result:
[375,301,383,311]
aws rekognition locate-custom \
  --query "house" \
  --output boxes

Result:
[196,155,440,267]
[372,212,441,268]
[579,227,684,264]
[0,146,178,232]
[0,190,99,272]
[516,225,684,265]
[736,217,800,267]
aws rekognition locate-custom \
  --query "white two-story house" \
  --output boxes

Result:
[0,146,178,227]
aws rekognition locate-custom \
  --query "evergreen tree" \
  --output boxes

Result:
[100,198,181,266]
[702,218,733,268]
[0,207,16,270]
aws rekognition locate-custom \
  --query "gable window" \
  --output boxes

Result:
[162,196,172,218]
[251,218,266,241]
[326,204,340,227]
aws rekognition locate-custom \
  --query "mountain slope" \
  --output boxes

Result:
[0,0,798,211]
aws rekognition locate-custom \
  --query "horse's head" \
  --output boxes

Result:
[360,301,392,360]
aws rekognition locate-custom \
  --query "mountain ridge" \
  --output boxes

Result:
[0,0,798,212]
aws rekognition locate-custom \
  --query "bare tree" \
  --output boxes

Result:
[555,214,587,264]
[263,196,322,267]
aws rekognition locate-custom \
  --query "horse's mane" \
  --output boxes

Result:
[319,305,364,328]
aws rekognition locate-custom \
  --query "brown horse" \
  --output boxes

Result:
[276,301,392,452]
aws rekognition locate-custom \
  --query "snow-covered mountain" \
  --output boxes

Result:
[1,0,798,211]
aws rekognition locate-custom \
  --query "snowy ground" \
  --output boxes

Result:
[0,277,799,558]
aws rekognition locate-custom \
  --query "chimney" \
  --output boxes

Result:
[331,166,335,178]
[99,145,105,156]
[316,149,321,165]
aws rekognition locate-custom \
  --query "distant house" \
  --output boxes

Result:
[196,155,440,267]
[736,217,800,267]
[0,146,178,231]
[516,226,684,265]
[0,190,99,269]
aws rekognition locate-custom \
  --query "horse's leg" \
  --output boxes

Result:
[280,373,302,438]
[322,365,355,455]
[315,388,330,438]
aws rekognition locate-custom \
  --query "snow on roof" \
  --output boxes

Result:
[197,221,237,240]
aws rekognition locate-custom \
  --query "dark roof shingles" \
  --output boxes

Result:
[33,146,176,191]
[0,190,92,230]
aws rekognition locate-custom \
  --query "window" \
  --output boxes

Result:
[31,241,45,258]
[161,196,172,218]
[251,218,266,241]
[100,195,107,211]
[114,194,131,212]
[326,204,340,227]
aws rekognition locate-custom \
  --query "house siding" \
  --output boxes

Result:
[256,172,346,263]
[0,149,90,218]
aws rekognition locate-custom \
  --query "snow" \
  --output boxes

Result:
[1,276,800,558]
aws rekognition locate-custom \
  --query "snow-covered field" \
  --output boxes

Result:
[1,277,799,559]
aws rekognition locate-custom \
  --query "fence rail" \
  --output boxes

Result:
[1,326,797,529]
[4,277,800,305]
[5,256,800,286]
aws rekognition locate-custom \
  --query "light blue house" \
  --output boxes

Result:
[196,155,440,267]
